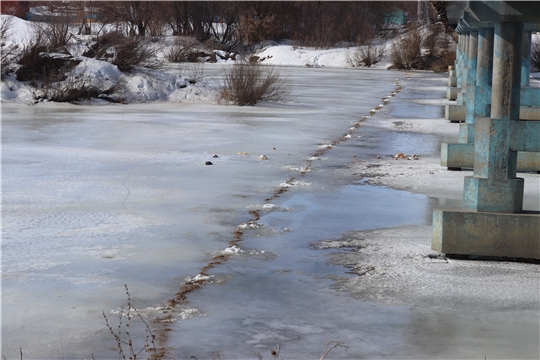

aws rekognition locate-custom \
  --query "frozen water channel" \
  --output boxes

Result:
[2,66,443,358]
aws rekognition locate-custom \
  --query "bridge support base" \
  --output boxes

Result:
[432,209,540,260]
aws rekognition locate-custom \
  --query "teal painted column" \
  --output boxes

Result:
[463,21,525,213]
[456,33,467,95]
[464,31,478,124]
[457,33,470,105]
[474,28,494,120]
[459,27,494,144]
[455,34,462,88]
[521,31,531,88]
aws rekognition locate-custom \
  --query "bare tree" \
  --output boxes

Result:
[70,1,102,36]
[98,1,158,36]
[237,6,280,46]
[25,2,74,53]
[1,15,19,75]
[162,1,191,36]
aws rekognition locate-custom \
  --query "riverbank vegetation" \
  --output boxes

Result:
[1,1,458,104]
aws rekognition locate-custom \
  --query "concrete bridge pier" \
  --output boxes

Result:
[442,26,493,170]
[464,21,525,213]
[445,20,540,124]
[441,15,540,171]
[433,1,540,260]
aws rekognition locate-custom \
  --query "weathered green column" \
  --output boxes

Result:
[463,22,524,213]
[447,32,464,99]
[473,28,494,123]
[456,32,469,106]
[521,31,531,88]
[464,31,478,123]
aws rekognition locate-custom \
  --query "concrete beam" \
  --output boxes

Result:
[462,9,540,31]
[521,87,540,107]
[445,104,540,121]
[510,120,540,152]
[447,88,540,108]
[433,209,540,260]
[467,1,540,23]
[441,142,540,171]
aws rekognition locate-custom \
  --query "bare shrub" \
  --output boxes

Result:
[319,341,349,360]
[102,285,157,360]
[220,63,290,106]
[182,63,205,84]
[16,32,79,84]
[31,16,73,52]
[112,35,163,72]
[347,43,386,68]
[390,26,422,69]
[34,74,97,103]
[166,45,190,63]
[82,31,162,71]
[423,25,442,57]
[532,41,540,73]
[421,24,457,72]
[430,49,456,72]
[165,37,200,63]
[82,30,124,60]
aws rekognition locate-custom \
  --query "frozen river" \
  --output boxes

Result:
[2,66,446,358]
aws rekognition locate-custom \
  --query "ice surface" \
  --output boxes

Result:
[2,14,539,358]
[2,66,406,358]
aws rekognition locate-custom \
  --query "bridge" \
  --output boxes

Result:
[432,1,540,260]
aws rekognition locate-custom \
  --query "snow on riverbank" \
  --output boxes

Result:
[0,14,403,106]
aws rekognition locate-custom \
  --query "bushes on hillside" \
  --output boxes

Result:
[389,24,456,72]
[83,31,162,72]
